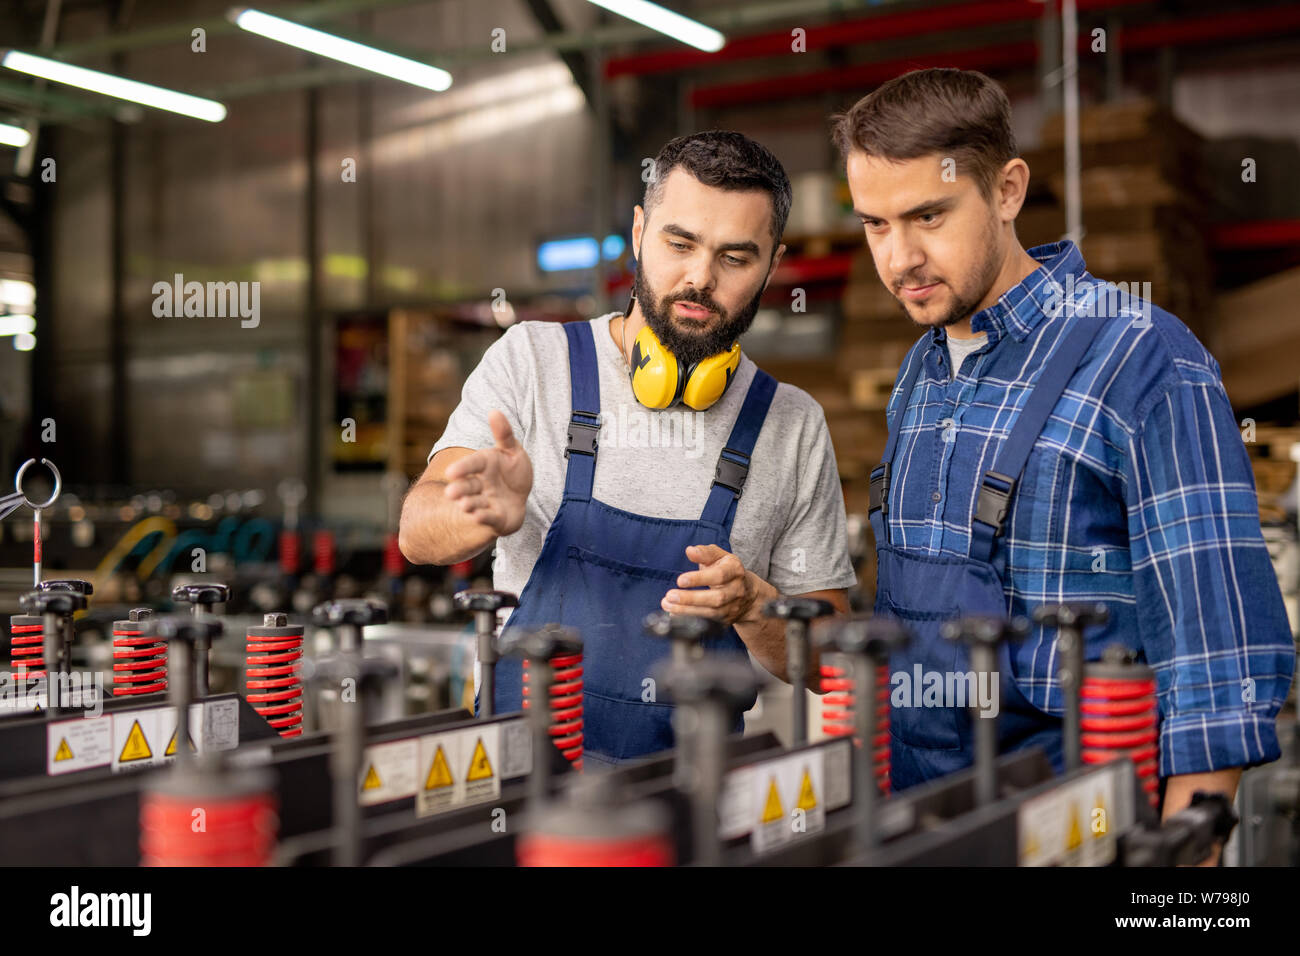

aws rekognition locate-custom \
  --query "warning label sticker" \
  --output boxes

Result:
[112,711,160,773]
[157,703,204,765]
[1018,761,1124,867]
[720,741,842,844]
[358,738,418,806]
[749,747,826,854]
[416,723,502,818]
[46,716,113,775]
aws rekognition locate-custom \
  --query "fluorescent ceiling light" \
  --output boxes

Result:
[0,314,35,336]
[231,9,452,92]
[0,122,31,148]
[0,279,35,309]
[585,0,724,52]
[0,50,227,122]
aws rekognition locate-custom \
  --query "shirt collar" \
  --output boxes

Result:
[931,240,1087,347]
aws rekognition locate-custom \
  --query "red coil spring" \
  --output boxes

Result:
[140,790,278,866]
[8,616,46,680]
[246,623,304,738]
[279,529,301,576]
[819,657,891,796]
[523,652,584,772]
[383,533,405,577]
[1081,671,1159,808]
[518,831,673,867]
[313,530,335,577]
[112,623,167,697]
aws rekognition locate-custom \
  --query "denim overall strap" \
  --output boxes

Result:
[969,316,1106,563]
[562,321,602,501]
[699,369,778,530]
[868,351,927,547]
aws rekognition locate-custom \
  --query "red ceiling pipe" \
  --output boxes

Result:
[605,0,1148,79]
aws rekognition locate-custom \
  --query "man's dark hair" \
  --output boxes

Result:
[830,68,1017,200]
[642,130,792,255]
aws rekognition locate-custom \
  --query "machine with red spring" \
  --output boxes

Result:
[1082,648,1160,809]
[500,624,584,805]
[8,614,45,682]
[111,608,166,697]
[523,644,584,772]
[245,612,305,738]
[816,615,910,819]
[1031,604,1159,808]
[2,457,62,684]
[140,615,278,866]
[819,657,892,797]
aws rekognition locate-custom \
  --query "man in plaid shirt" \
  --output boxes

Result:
[832,68,1295,848]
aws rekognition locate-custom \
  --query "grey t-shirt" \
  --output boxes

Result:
[429,313,857,607]
[945,332,988,380]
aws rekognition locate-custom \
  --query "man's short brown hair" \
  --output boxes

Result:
[830,68,1017,200]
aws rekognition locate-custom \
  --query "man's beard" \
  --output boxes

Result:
[632,265,765,368]
[894,225,1003,331]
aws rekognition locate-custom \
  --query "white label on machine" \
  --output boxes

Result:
[358,738,419,806]
[717,765,754,841]
[111,709,162,772]
[200,697,240,751]
[46,716,113,775]
[499,719,531,779]
[821,738,852,811]
[1018,762,1123,867]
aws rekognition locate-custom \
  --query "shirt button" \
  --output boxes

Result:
[931,492,942,502]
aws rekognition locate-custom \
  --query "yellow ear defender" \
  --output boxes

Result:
[628,321,741,411]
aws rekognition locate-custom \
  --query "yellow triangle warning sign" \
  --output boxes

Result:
[361,764,382,791]
[760,777,784,824]
[119,720,152,763]
[466,738,493,782]
[53,737,74,762]
[1023,831,1040,860]
[425,745,454,790]
[1066,803,1083,851]
[796,768,817,811]
[165,728,196,757]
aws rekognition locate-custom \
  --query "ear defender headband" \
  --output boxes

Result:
[628,321,741,411]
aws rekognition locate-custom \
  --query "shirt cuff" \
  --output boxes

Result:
[1158,708,1284,777]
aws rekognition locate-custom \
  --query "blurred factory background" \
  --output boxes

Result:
[1,0,1299,682]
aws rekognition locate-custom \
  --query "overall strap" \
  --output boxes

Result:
[562,321,602,501]
[699,368,778,530]
[867,349,927,547]
[968,316,1107,563]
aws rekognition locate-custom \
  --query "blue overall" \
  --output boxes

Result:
[869,316,1106,791]
[487,321,775,766]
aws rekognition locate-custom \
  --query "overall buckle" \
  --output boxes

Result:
[712,447,750,499]
[565,412,600,459]
[974,471,1017,537]
[868,462,890,515]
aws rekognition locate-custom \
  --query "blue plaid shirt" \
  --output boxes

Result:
[879,240,1296,777]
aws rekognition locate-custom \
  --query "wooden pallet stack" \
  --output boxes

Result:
[1019,99,1216,340]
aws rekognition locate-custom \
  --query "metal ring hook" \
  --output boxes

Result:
[15,458,62,510]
